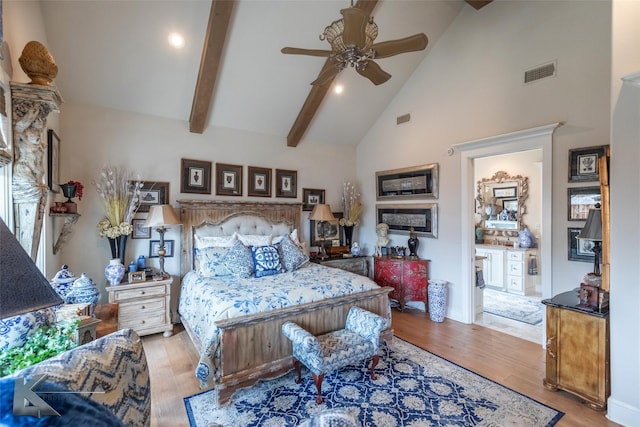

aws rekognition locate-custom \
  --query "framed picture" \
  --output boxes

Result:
[376,163,439,201]
[128,271,147,283]
[47,129,60,193]
[310,212,343,247]
[137,181,169,213]
[493,186,517,199]
[568,227,595,262]
[132,218,151,239]
[568,145,608,183]
[149,240,174,258]
[568,186,601,221]
[216,163,243,196]
[276,169,297,198]
[302,188,325,211]
[181,158,212,194]
[247,166,271,197]
[376,203,438,238]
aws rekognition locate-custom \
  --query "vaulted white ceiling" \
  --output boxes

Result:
[39,0,472,146]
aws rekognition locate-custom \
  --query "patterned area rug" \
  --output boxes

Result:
[184,338,562,426]
[483,288,544,325]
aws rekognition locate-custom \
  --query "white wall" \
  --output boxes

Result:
[357,1,611,321]
[608,1,640,424]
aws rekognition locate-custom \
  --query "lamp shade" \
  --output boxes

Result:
[0,218,63,318]
[309,204,336,222]
[577,207,602,241]
[142,204,181,228]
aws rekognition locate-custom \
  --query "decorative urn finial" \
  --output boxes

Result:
[18,41,58,86]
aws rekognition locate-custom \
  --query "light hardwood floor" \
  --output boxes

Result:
[135,308,619,427]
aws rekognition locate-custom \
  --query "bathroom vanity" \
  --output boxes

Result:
[475,244,537,296]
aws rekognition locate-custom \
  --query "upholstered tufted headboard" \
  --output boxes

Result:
[177,200,302,278]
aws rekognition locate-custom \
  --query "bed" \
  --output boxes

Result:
[177,200,393,403]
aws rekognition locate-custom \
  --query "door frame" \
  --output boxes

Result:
[453,123,559,343]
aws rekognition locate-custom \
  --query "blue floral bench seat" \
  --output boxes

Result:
[281,306,387,404]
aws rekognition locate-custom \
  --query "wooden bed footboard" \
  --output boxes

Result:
[213,286,393,404]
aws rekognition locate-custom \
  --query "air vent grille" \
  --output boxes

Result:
[524,61,556,84]
[396,113,411,125]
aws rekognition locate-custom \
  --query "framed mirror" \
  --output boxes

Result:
[476,171,529,236]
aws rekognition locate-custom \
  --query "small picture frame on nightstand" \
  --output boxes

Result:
[128,271,146,283]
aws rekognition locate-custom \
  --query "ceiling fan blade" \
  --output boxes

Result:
[371,33,428,59]
[281,47,333,57]
[341,7,370,47]
[311,62,342,86]
[356,60,391,85]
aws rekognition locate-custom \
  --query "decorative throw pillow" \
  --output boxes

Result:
[194,246,232,277]
[237,234,273,247]
[251,244,284,278]
[279,234,309,272]
[222,241,254,278]
[194,233,237,249]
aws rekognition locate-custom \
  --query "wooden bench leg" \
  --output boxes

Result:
[312,373,325,404]
[292,358,303,384]
[370,355,379,380]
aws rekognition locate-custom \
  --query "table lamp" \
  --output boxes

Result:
[576,206,602,277]
[309,204,336,260]
[1,218,63,319]
[143,205,181,280]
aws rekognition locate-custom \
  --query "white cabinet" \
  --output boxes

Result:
[475,246,505,290]
[475,246,536,295]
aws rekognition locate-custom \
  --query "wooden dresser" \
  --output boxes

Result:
[542,291,610,411]
[106,277,173,337]
[373,256,430,311]
[312,256,369,277]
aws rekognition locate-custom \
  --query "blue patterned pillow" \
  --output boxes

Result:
[279,234,309,272]
[194,246,232,277]
[222,241,254,278]
[251,244,284,278]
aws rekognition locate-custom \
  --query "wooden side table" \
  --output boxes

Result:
[105,277,173,337]
[373,256,430,311]
[312,256,369,277]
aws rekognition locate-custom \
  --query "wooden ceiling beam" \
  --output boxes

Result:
[189,0,235,134]
[287,0,378,147]
[465,0,493,10]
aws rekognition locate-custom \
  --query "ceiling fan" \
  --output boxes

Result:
[282,2,428,86]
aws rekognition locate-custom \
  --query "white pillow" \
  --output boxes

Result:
[194,233,237,249]
[237,234,273,246]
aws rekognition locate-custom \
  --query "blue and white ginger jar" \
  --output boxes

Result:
[350,242,361,257]
[105,258,125,286]
[50,264,76,301]
[428,280,448,323]
[518,227,536,249]
[66,273,100,317]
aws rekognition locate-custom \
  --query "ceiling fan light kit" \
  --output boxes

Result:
[282,3,428,86]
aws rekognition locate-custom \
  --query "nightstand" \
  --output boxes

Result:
[105,277,173,337]
[312,256,369,277]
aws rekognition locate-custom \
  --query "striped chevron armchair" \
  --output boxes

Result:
[281,306,387,404]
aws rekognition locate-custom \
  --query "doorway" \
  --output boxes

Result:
[455,123,559,346]
[473,150,543,343]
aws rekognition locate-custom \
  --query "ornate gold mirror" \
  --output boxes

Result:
[476,171,528,236]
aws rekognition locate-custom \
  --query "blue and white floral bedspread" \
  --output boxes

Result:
[178,263,382,388]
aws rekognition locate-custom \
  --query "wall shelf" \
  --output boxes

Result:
[49,213,80,254]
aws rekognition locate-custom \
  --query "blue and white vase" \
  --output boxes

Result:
[66,273,100,317]
[428,280,448,323]
[105,258,125,286]
[350,242,361,256]
[50,264,76,301]
[518,227,536,249]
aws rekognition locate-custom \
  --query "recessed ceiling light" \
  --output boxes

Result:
[334,84,344,94]
[168,32,185,48]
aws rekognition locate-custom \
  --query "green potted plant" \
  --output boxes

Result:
[0,320,79,376]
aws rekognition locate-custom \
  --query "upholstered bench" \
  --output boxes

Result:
[281,306,387,404]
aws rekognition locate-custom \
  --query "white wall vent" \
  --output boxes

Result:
[524,61,556,84]
[396,113,411,125]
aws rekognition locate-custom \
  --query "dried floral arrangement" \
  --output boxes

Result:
[94,166,143,238]
[339,182,361,227]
